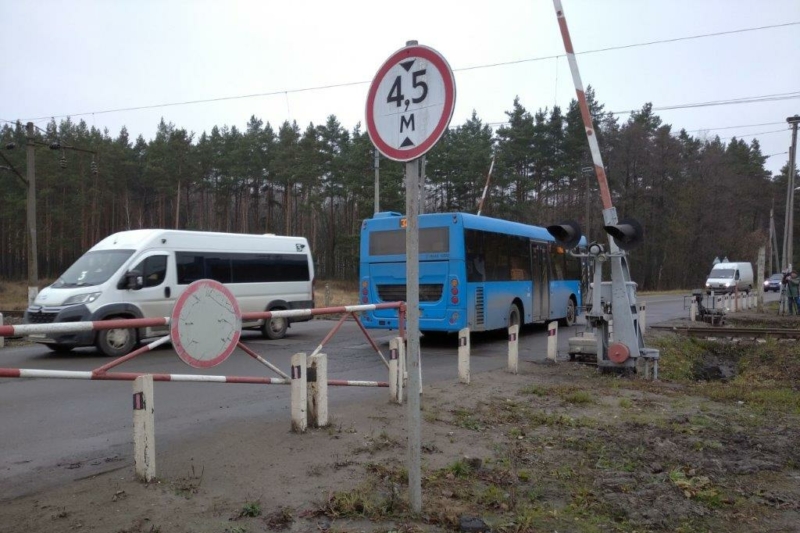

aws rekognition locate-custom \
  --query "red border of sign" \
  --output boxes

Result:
[170,279,242,369]
[366,45,456,162]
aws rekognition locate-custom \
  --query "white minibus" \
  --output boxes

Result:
[24,229,315,356]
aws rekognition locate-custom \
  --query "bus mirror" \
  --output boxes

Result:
[546,220,582,249]
[603,217,643,251]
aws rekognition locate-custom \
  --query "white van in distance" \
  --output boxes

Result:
[24,230,315,356]
[705,261,754,294]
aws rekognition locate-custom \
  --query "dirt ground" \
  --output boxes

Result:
[1,311,799,533]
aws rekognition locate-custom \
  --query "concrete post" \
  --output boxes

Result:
[507,324,519,374]
[389,337,404,404]
[291,352,307,433]
[133,375,156,482]
[0,313,4,349]
[458,327,470,383]
[690,301,697,322]
[307,353,328,428]
[547,321,558,362]
[639,302,647,332]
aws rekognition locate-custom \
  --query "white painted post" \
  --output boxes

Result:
[639,302,647,332]
[291,352,307,433]
[133,375,156,482]
[307,353,328,428]
[547,321,558,362]
[608,319,614,342]
[690,300,697,322]
[0,313,4,349]
[389,337,403,404]
[507,324,519,374]
[458,327,470,383]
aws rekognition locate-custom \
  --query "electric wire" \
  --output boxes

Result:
[14,21,800,122]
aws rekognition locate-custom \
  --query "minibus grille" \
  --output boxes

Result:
[376,284,443,302]
[475,287,485,326]
[27,311,58,324]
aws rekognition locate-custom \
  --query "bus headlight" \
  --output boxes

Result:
[63,292,102,305]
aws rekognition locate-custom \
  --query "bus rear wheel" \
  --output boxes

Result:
[508,303,521,329]
[560,299,576,328]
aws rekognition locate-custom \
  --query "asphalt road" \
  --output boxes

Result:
[0,291,777,500]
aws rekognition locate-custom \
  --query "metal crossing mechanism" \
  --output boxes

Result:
[550,0,659,376]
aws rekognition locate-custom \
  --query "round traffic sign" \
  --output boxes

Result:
[170,279,242,368]
[366,44,456,162]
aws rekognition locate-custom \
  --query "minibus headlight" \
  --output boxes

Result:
[63,292,102,305]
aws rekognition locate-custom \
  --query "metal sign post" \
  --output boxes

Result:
[366,40,456,513]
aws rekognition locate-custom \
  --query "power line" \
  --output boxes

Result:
[16,21,800,123]
[683,121,785,133]
[609,92,800,115]
[718,128,788,141]
[765,152,788,158]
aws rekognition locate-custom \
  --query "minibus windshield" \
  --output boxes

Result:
[711,268,735,279]
[52,250,135,288]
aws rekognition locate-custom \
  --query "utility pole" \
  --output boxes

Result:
[785,115,799,271]
[25,122,38,304]
[374,148,380,214]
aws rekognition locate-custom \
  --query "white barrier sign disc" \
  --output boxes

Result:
[366,44,456,162]
[171,279,242,368]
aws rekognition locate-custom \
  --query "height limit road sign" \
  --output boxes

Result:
[366,43,456,162]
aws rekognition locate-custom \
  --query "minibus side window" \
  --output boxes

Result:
[131,255,168,288]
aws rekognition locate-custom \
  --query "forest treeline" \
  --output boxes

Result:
[0,88,794,289]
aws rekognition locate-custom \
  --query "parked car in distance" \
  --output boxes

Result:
[763,273,783,292]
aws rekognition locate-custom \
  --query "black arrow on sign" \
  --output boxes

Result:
[400,137,415,147]
[400,60,415,72]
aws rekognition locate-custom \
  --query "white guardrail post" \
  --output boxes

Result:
[547,321,558,362]
[133,374,156,482]
[639,302,647,332]
[307,353,328,428]
[389,337,404,404]
[508,324,519,374]
[291,352,307,433]
[458,327,470,384]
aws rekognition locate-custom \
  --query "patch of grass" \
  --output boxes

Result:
[452,409,484,431]
[562,390,593,405]
[619,398,633,409]
[520,384,548,396]
[669,469,727,509]
[238,501,262,518]
[443,459,475,478]
[263,506,294,530]
[354,430,400,455]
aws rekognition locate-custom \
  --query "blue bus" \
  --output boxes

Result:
[358,212,585,333]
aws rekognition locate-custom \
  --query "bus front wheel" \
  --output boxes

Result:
[560,299,576,328]
[508,303,521,329]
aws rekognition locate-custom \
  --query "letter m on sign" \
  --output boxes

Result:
[401,114,415,132]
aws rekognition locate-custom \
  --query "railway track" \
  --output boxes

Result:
[650,324,800,339]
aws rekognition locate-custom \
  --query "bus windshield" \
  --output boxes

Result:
[52,250,135,288]
[369,227,449,255]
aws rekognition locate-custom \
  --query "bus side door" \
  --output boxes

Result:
[530,241,550,322]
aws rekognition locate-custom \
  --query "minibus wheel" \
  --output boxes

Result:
[96,325,136,357]
[262,313,287,340]
[560,298,576,328]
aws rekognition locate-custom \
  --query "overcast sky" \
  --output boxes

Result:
[1,0,798,176]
